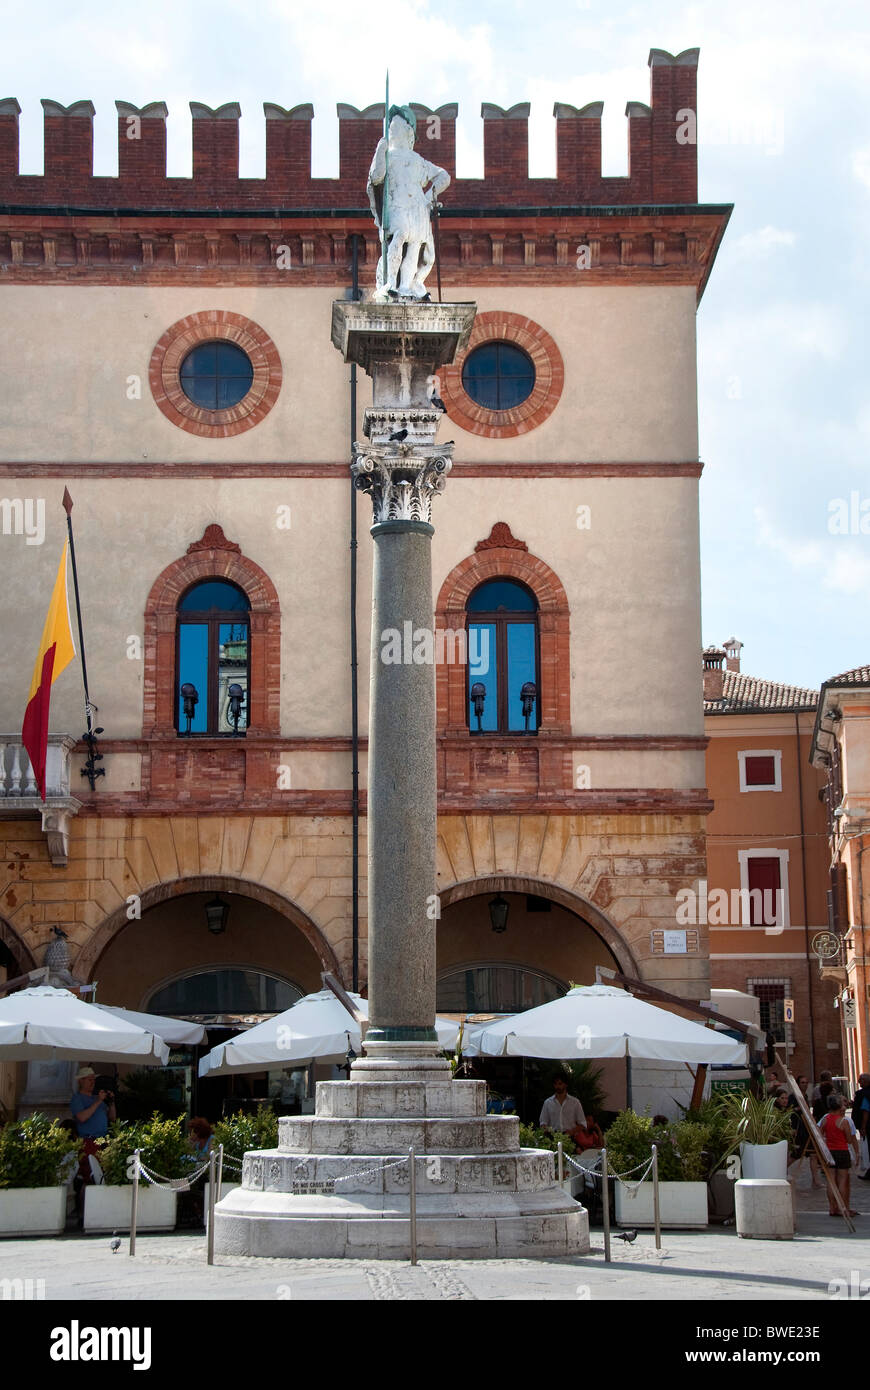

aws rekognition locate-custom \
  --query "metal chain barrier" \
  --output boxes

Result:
[565,1150,655,1191]
[136,1157,211,1190]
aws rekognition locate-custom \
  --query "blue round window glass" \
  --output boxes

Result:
[180,341,254,410]
[461,342,535,410]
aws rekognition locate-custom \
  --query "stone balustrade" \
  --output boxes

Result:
[0,735,81,866]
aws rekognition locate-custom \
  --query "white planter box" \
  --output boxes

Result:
[0,1186,68,1237]
[84,1184,177,1233]
[740,1141,788,1180]
[615,1180,708,1228]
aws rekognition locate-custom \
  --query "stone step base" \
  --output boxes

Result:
[316,1078,486,1119]
[242,1147,555,1195]
[214,1187,589,1260]
[278,1115,519,1155]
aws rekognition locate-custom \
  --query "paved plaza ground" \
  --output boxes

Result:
[2,1173,868,1302]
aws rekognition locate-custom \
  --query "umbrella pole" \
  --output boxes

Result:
[626,1055,632,1110]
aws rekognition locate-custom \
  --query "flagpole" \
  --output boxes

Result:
[62,488,104,790]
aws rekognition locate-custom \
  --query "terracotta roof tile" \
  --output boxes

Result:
[704,669,818,714]
[825,664,870,687]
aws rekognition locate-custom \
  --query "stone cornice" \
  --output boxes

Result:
[0,206,731,301]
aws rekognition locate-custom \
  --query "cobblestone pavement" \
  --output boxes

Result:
[2,1175,867,1302]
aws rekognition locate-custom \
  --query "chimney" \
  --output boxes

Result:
[703,647,726,702]
[723,637,743,673]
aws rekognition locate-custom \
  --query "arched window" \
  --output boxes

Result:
[176,579,250,735]
[466,578,539,734]
[437,963,566,1014]
[147,968,303,1019]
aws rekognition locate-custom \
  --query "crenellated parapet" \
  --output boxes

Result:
[0,50,699,210]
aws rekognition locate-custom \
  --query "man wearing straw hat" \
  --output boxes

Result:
[70,1067,116,1218]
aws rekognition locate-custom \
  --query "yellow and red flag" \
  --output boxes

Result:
[21,542,76,800]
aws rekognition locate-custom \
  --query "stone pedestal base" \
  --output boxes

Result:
[213,1078,589,1260]
[735,1179,794,1240]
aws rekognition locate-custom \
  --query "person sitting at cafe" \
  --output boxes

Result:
[188,1117,213,1156]
[540,1072,586,1139]
[572,1110,604,1151]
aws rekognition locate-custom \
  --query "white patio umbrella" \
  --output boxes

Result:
[0,987,170,1064]
[198,989,460,1077]
[471,985,747,1064]
[92,1004,206,1047]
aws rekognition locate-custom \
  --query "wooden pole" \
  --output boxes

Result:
[779,1062,855,1233]
[690,1063,708,1112]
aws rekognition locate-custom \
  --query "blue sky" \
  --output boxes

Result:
[4,0,869,690]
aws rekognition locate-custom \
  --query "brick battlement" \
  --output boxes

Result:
[0,49,699,210]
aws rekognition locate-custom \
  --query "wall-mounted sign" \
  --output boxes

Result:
[812,931,840,959]
[843,998,857,1029]
[784,998,795,1024]
[662,930,687,955]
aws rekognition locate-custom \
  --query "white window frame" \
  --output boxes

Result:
[738,748,782,793]
[737,849,790,934]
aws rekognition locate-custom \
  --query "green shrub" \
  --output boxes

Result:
[603,1109,714,1183]
[0,1114,79,1189]
[518,1123,576,1156]
[98,1113,192,1186]
[212,1108,279,1163]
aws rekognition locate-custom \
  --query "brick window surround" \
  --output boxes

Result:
[438,310,564,439]
[435,524,571,734]
[149,310,282,438]
[143,524,281,736]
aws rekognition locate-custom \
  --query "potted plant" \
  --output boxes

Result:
[605,1109,711,1228]
[716,1090,793,1179]
[208,1108,279,1211]
[0,1114,80,1236]
[84,1112,192,1232]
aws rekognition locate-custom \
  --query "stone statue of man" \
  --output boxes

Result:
[367,104,450,302]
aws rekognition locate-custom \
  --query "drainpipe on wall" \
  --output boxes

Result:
[795,712,817,1077]
[349,235,361,992]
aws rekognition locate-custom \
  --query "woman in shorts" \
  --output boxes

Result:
[820,1094,859,1217]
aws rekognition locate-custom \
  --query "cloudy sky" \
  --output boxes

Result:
[5,0,869,690]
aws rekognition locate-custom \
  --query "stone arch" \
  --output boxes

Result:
[143,524,281,736]
[435,527,571,733]
[438,874,639,977]
[74,875,340,981]
[0,914,38,977]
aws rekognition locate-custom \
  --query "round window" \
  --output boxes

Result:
[180,341,254,410]
[461,342,535,410]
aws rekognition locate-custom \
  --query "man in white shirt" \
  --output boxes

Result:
[539,1072,586,1135]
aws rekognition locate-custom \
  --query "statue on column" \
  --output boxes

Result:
[367,104,450,302]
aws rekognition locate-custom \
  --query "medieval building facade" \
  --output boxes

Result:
[0,50,741,1114]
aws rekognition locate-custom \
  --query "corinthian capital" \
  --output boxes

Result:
[351,443,454,525]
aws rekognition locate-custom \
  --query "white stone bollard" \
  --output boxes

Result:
[735,1179,794,1240]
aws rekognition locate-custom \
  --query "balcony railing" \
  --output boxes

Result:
[0,735,81,866]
